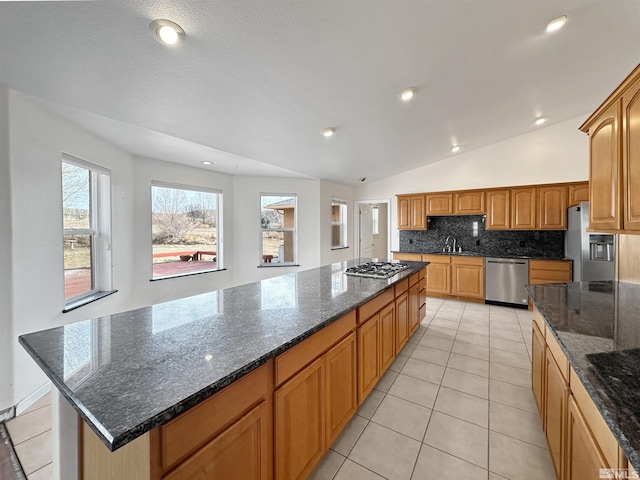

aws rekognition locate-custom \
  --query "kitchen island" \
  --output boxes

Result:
[19,259,427,479]
[527,281,640,477]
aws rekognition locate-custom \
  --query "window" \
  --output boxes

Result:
[62,154,112,308]
[331,197,348,249]
[260,194,297,266]
[372,206,379,235]
[151,183,222,279]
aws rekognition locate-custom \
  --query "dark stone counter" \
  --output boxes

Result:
[393,250,569,261]
[19,259,426,452]
[526,281,640,472]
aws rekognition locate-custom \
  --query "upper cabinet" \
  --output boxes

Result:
[397,194,426,230]
[510,187,537,230]
[486,189,510,230]
[568,182,589,207]
[538,185,568,230]
[454,191,485,214]
[580,64,640,233]
[425,193,453,215]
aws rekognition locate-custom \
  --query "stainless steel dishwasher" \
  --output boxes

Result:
[485,257,530,307]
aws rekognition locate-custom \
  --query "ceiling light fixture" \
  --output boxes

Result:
[534,117,546,126]
[399,88,415,102]
[451,145,460,153]
[149,19,185,45]
[201,161,212,165]
[322,127,336,138]
[546,15,567,33]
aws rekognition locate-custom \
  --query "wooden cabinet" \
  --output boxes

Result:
[392,252,422,262]
[408,275,421,334]
[397,195,426,230]
[486,189,510,230]
[379,303,395,373]
[425,193,453,215]
[422,255,451,295]
[324,334,357,446]
[529,260,572,284]
[395,290,409,352]
[531,320,545,418]
[539,185,568,230]
[545,348,569,480]
[453,190,485,214]
[510,187,537,229]
[568,182,589,207]
[357,311,381,402]
[566,395,609,480]
[451,256,484,299]
[580,64,640,232]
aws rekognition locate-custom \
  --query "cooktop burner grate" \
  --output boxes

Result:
[344,262,409,279]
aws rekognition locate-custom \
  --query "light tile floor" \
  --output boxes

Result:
[2,299,555,480]
[310,298,556,480]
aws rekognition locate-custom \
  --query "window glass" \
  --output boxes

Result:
[372,206,379,235]
[151,184,221,279]
[331,197,348,249]
[260,194,297,265]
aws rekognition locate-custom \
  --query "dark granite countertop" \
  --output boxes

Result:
[19,259,427,452]
[526,281,640,472]
[394,250,569,260]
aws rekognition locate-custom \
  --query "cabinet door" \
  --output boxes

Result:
[379,303,395,373]
[357,315,380,403]
[395,292,409,352]
[408,283,420,335]
[623,77,640,231]
[451,264,484,299]
[531,321,545,419]
[568,182,589,207]
[275,357,325,480]
[538,185,568,230]
[411,195,427,229]
[511,187,537,229]
[454,191,485,214]
[325,333,357,446]
[545,349,569,480]
[425,193,453,215]
[426,263,451,295]
[566,395,609,480]
[589,100,622,231]
[397,196,411,230]
[486,189,510,230]
[164,402,271,480]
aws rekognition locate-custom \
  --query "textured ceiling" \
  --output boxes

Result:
[1,0,639,185]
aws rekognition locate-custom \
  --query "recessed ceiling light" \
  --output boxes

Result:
[451,145,460,153]
[399,88,416,102]
[149,19,185,45]
[534,117,546,126]
[201,161,212,165]
[322,127,336,137]
[546,15,567,33]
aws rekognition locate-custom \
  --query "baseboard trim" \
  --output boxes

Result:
[0,406,15,422]
[15,383,51,416]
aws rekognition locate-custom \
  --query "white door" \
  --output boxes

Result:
[359,204,374,259]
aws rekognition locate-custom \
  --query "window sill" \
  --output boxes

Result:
[258,264,300,268]
[63,290,118,313]
[331,246,350,250]
[151,268,227,281]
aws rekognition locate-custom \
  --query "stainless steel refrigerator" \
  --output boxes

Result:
[565,202,615,282]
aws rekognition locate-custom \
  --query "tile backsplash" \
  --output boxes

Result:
[399,215,565,258]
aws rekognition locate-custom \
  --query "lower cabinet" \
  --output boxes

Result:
[566,395,608,480]
[358,313,381,402]
[395,290,409,351]
[531,320,545,418]
[545,348,569,480]
[423,254,484,301]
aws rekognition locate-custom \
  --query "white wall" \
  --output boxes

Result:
[0,86,14,411]
[131,156,234,305]
[232,176,322,286]
[320,180,355,266]
[356,116,590,250]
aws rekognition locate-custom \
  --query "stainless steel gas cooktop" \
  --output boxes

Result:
[344,262,409,279]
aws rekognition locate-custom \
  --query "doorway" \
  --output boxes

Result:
[356,200,390,261]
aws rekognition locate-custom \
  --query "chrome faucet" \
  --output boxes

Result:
[444,236,460,253]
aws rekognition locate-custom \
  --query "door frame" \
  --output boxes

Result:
[354,199,391,261]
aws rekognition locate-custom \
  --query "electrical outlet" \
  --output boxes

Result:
[475,239,480,246]
[409,239,414,244]
[519,240,525,247]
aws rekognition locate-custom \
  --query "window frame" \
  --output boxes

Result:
[62,153,114,311]
[259,193,298,267]
[331,197,349,250]
[150,181,223,280]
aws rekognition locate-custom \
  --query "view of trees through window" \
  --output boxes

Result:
[151,184,220,278]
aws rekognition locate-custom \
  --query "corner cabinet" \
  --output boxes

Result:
[397,195,426,230]
[580,63,640,233]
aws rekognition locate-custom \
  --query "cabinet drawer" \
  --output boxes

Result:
[394,278,408,296]
[530,270,572,283]
[157,361,272,471]
[409,271,420,287]
[422,254,451,264]
[451,256,484,266]
[358,289,394,323]
[530,260,572,272]
[393,253,421,261]
[419,267,426,280]
[544,326,569,381]
[276,311,355,386]
[532,307,546,338]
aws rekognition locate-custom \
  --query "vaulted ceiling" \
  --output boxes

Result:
[1,1,639,184]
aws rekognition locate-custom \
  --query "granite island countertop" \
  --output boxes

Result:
[527,281,640,472]
[19,259,427,452]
